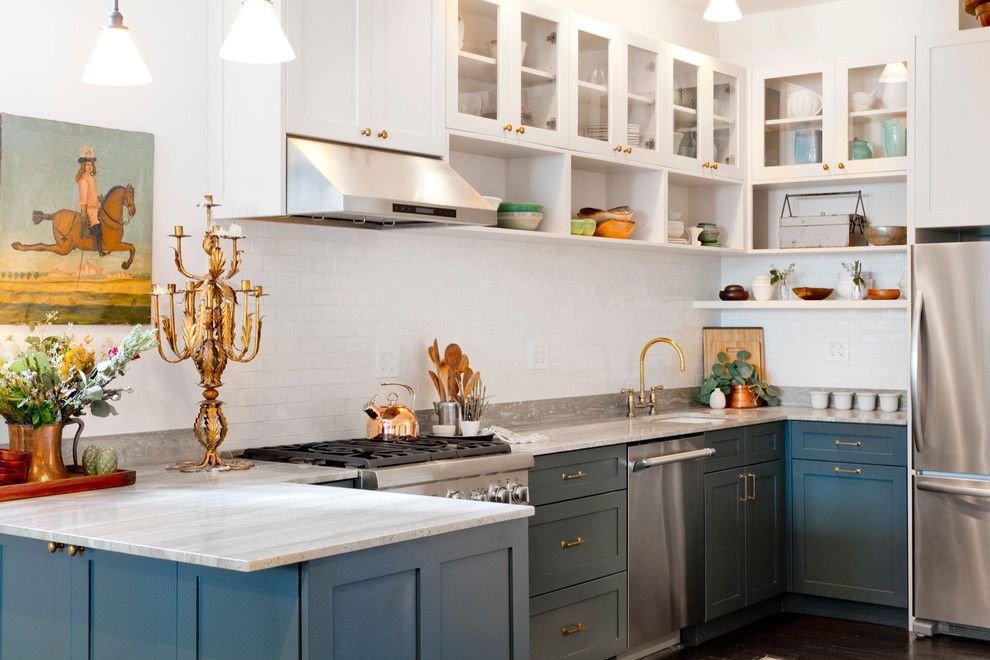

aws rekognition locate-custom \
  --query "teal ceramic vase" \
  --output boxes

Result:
[882,118,907,157]
[850,137,873,160]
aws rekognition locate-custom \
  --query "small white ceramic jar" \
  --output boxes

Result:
[710,388,727,410]
[832,392,854,411]
[810,391,830,410]
[856,392,877,412]
[878,392,900,413]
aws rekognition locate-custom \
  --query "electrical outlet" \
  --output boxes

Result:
[374,346,400,378]
[528,339,549,370]
[826,340,848,362]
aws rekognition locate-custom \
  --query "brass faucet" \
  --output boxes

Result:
[622,337,686,417]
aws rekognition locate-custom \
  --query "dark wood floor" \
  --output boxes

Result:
[650,614,990,659]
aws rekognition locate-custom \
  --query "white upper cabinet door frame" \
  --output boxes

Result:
[709,58,746,181]
[834,49,911,176]
[752,59,836,182]
[619,31,664,166]
[511,0,570,148]
[370,0,446,155]
[567,13,622,158]
[917,29,990,228]
[664,45,708,174]
[286,0,373,144]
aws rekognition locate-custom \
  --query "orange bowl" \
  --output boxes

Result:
[594,219,636,239]
[793,287,834,301]
[867,288,901,300]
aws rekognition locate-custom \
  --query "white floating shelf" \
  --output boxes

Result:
[521,65,555,84]
[765,115,823,126]
[848,107,908,119]
[673,104,697,116]
[749,245,908,256]
[694,299,908,310]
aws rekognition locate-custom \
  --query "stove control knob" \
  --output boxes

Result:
[489,485,511,504]
[470,489,487,502]
[509,483,530,505]
[446,489,464,499]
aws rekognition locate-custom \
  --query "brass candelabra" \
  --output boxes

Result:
[152,195,264,471]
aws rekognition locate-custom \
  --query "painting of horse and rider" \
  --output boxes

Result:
[0,114,153,324]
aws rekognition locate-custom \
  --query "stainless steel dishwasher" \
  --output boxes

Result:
[627,435,713,650]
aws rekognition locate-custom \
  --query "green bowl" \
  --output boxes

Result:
[498,202,543,213]
[570,218,595,236]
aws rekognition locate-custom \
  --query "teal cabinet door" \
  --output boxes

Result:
[791,459,907,607]
[744,423,784,465]
[704,469,746,620]
[0,535,73,659]
[745,459,785,605]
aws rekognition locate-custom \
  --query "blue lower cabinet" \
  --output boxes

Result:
[791,459,907,607]
[529,572,627,660]
[303,520,529,659]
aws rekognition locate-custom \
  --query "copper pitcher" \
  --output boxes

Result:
[7,419,85,482]
[728,384,759,409]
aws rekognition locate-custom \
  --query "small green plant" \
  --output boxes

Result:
[769,263,795,286]
[696,350,782,406]
[842,260,866,289]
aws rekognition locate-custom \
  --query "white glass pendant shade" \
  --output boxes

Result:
[220,0,295,64]
[703,0,742,22]
[82,2,152,86]
[879,61,908,84]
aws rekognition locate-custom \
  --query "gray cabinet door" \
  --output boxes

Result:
[704,469,746,620]
[744,423,784,465]
[0,535,72,659]
[704,427,746,473]
[791,459,907,607]
[745,459,785,605]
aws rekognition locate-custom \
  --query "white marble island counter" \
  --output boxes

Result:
[0,466,531,572]
[508,405,908,455]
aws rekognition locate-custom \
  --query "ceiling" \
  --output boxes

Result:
[671,0,843,15]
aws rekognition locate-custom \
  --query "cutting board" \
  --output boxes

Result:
[703,327,767,381]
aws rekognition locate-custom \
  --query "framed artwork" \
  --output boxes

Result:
[0,114,154,324]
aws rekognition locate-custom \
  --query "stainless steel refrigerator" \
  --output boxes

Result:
[913,242,990,637]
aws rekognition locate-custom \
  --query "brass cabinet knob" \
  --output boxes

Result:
[67,545,85,557]
[515,125,526,134]
[702,161,711,169]
[837,162,845,169]
[377,129,389,140]
[711,162,718,170]
[822,163,830,171]
[360,127,372,137]
[623,146,632,154]
[503,123,514,132]
[47,541,64,554]
[614,144,623,152]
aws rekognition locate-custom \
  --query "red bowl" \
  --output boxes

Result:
[0,448,30,463]
[0,464,28,485]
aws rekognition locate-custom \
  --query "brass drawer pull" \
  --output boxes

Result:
[560,622,586,636]
[833,467,863,475]
[47,541,64,554]
[748,473,757,501]
[67,545,85,557]
[560,537,586,549]
[834,439,863,447]
[561,470,587,481]
[738,473,748,502]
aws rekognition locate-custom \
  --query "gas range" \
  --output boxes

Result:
[242,437,532,504]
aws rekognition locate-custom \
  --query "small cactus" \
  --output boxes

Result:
[82,446,100,476]
[95,447,118,475]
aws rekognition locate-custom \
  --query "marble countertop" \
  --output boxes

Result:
[0,462,530,572]
[508,405,908,455]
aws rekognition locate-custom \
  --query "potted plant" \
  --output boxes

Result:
[839,260,868,300]
[0,315,157,481]
[770,263,795,301]
[696,350,781,409]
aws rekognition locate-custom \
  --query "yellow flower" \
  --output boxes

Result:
[59,345,95,382]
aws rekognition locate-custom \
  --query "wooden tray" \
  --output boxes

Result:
[0,469,136,503]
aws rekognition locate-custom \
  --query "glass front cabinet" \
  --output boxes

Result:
[567,14,620,157]
[448,0,569,148]
[620,33,664,165]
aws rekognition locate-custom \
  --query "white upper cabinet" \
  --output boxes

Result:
[916,30,986,228]
[621,33,664,165]
[753,60,835,181]
[286,0,444,155]
[666,46,705,172]
[708,59,745,180]
[448,0,568,147]
[568,14,621,157]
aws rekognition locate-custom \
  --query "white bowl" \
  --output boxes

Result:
[432,424,456,437]
[459,420,481,437]
[752,284,776,301]
[786,89,823,118]
[856,392,877,412]
[810,391,830,410]
[832,392,853,411]
[878,392,900,413]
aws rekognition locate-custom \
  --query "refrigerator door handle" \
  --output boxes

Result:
[917,480,990,499]
[911,288,925,455]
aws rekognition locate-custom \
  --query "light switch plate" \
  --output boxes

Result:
[826,340,848,362]
[528,339,549,370]
[374,346,400,378]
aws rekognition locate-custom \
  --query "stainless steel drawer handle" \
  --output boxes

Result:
[560,623,586,636]
[834,439,863,447]
[833,467,862,475]
[631,447,715,472]
[561,470,587,481]
[560,537,586,549]
[918,481,990,498]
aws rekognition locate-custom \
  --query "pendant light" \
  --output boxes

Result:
[82,1,152,86]
[703,0,743,22]
[220,0,295,64]
[879,61,909,84]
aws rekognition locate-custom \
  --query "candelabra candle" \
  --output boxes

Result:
[152,195,263,472]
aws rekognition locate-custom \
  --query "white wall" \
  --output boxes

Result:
[0,1,206,435]
[718,0,958,66]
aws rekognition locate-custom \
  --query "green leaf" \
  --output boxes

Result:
[731,377,745,385]
[766,385,782,397]
[736,349,751,361]
[733,362,754,380]
[90,400,118,417]
[716,352,729,364]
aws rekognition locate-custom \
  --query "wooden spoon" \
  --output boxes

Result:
[444,344,463,374]
[447,370,460,401]
[428,371,445,402]
[438,362,450,401]
[458,354,469,374]
[428,340,442,371]
[464,371,480,397]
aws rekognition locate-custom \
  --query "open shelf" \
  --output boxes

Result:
[521,65,555,85]
[694,299,908,310]
[750,245,908,256]
[458,50,497,80]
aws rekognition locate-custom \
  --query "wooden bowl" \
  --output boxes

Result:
[864,226,907,246]
[594,219,636,239]
[868,288,901,300]
[0,464,28,485]
[719,285,749,301]
[793,287,834,301]
[0,449,31,464]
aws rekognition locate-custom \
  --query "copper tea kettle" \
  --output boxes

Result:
[364,383,418,440]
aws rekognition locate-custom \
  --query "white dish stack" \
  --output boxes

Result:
[627,123,640,147]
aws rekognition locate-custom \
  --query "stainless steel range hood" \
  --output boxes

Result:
[285,136,495,228]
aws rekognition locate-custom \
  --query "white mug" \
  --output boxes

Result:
[832,392,853,411]
[856,392,877,412]
[878,393,900,413]
[810,391,830,410]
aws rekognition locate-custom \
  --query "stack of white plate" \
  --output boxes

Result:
[667,219,688,243]
[627,123,640,147]
[584,123,609,140]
